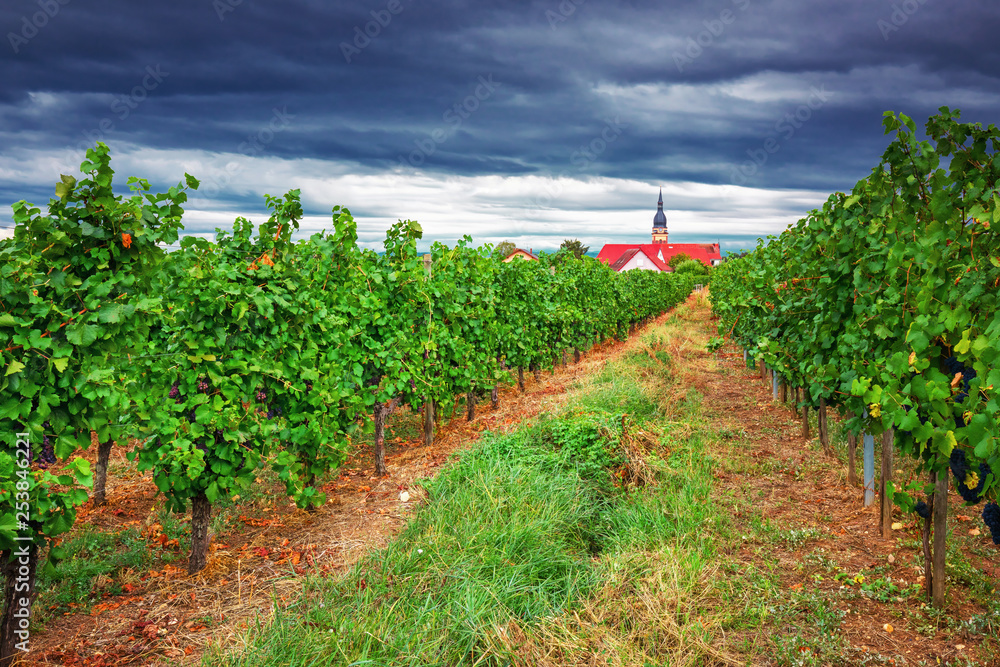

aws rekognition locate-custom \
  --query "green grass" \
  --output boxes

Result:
[34,526,157,623]
[218,424,611,666]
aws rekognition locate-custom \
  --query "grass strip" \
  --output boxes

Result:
[215,305,737,666]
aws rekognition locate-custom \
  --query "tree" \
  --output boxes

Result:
[494,241,517,259]
[559,239,589,259]
[673,258,709,277]
[667,252,692,269]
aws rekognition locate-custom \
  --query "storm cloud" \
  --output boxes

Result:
[1,0,997,252]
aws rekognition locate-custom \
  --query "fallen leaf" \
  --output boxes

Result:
[891,522,903,530]
[969,528,981,536]
[883,623,893,633]
[399,491,410,502]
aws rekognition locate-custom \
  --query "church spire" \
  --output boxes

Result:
[652,188,668,244]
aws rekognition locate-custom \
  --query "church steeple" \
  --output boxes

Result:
[652,188,668,244]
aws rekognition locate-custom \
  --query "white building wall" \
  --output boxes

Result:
[619,252,661,272]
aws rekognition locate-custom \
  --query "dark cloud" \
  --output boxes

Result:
[1,0,998,245]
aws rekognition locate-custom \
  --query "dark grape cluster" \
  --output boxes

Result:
[255,389,267,402]
[983,503,1000,545]
[198,379,210,393]
[915,500,931,519]
[35,435,57,469]
[305,381,313,393]
[943,356,975,403]
[949,448,990,503]
[266,405,282,419]
[168,382,180,399]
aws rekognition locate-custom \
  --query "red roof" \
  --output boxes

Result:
[598,243,721,270]
[603,246,672,272]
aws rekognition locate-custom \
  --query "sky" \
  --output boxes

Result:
[1,0,998,254]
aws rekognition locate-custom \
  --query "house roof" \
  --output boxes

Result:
[603,246,672,272]
[502,248,539,262]
[598,243,722,269]
[608,248,641,271]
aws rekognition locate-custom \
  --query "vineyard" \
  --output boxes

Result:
[710,108,1000,609]
[0,144,694,664]
[3,109,1000,666]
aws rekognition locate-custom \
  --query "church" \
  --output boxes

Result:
[597,190,722,272]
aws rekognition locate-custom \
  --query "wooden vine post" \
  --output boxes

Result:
[189,492,212,574]
[92,438,115,506]
[423,399,435,447]
[466,391,477,421]
[818,398,831,456]
[932,470,948,607]
[800,391,810,440]
[373,397,401,477]
[921,472,934,602]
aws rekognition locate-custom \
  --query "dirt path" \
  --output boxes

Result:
[22,310,673,667]
[678,294,998,665]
